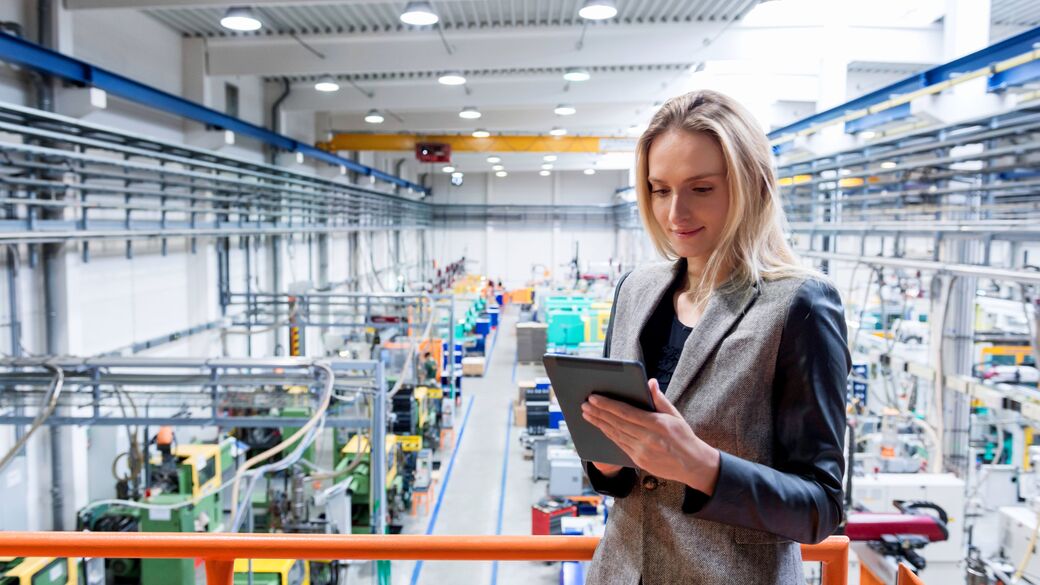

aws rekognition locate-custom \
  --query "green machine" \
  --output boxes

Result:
[546,295,593,346]
[138,494,197,585]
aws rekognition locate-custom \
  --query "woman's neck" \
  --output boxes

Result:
[682,256,731,294]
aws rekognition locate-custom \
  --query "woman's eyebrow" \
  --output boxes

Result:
[648,172,723,183]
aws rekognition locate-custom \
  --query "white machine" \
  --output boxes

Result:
[854,473,966,584]
[548,446,583,497]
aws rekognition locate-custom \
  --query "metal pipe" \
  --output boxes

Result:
[269,78,290,165]
[372,362,386,536]
[800,250,1040,285]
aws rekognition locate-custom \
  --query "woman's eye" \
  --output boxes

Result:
[692,187,713,194]
[651,189,669,196]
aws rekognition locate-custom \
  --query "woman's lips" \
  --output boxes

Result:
[672,227,705,239]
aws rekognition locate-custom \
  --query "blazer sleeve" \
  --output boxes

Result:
[683,279,850,544]
[586,461,638,498]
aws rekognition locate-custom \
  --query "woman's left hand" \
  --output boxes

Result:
[581,378,721,495]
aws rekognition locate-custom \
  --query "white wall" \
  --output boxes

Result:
[428,169,632,287]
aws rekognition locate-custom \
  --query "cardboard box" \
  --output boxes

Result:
[462,357,485,376]
[513,400,527,428]
[518,380,535,402]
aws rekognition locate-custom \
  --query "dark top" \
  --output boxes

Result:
[586,278,850,544]
[640,280,693,395]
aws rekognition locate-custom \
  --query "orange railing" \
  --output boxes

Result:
[0,532,850,585]
[897,563,925,584]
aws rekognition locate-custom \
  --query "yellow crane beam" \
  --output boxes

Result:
[316,134,635,153]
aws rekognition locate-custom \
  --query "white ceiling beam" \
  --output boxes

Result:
[66,0,409,9]
[205,22,944,77]
[279,70,821,114]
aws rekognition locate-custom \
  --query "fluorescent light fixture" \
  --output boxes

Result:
[563,68,591,82]
[554,104,577,116]
[472,129,491,138]
[880,161,898,169]
[400,1,439,25]
[541,163,553,170]
[549,127,567,136]
[459,106,482,119]
[543,155,558,162]
[583,168,596,175]
[314,75,340,92]
[438,71,467,86]
[578,0,618,20]
[486,156,502,164]
[442,166,456,173]
[296,152,305,164]
[452,172,464,178]
[539,170,551,176]
[364,110,385,124]
[220,6,262,31]
[495,171,508,178]
[492,165,504,171]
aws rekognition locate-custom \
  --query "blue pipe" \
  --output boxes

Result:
[0,31,429,195]
[768,24,1040,140]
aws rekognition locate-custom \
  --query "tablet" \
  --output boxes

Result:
[541,354,655,468]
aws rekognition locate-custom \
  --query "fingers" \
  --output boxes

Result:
[583,406,642,447]
[648,379,682,416]
[587,394,656,428]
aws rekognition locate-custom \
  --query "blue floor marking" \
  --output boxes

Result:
[490,404,514,585]
[409,395,476,585]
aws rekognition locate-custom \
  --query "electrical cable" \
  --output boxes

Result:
[0,363,63,475]
[228,360,335,527]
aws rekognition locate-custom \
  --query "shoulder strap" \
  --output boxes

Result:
[603,270,632,358]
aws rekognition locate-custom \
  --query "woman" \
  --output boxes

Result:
[580,90,850,584]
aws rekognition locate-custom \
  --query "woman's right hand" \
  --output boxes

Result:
[591,461,624,477]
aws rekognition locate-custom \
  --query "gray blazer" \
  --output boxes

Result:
[585,260,850,585]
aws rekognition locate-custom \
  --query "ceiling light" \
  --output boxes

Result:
[578,0,618,20]
[543,155,558,162]
[486,156,501,164]
[452,172,464,178]
[314,75,340,92]
[860,130,877,140]
[438,71,467,86]
[584,168,596,175]
[220,6,263,31]
[539,170,551,177]
[459,106,482,119]
[549,127,567,136]
[472,129,490,138]
[880,161,898,169]
[364,110,384,124]
[541,163,553,170]
[442,166,456,173]
[400,1,439,26]
[492,165,504,171]
[495,171,508,178]
[554,104,577,116]
[563,68,591,82]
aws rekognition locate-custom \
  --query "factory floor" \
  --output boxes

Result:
[387,304,559,585]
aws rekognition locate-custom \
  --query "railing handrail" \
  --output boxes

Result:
[0,533,850,584]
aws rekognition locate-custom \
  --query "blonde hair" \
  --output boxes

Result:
[635,89,815,295]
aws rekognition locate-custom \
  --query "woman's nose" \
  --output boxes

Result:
[669,194,692,224]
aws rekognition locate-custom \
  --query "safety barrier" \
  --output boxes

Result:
[0,532,850,585]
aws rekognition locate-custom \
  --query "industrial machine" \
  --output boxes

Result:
[0,558,93,585]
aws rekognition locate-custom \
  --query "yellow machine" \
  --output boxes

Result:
[149,443,223,499]
[981,345,1035,366]
[232,559,310,585]
[0,557,79,585]
[342,434,400,485]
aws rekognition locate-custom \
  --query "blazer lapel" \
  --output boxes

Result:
[664,279,761,403]
[619,261,684,363]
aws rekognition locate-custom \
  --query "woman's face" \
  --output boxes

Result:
[648,129,730,264]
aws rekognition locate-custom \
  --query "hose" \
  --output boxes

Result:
[0,363,64,475]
